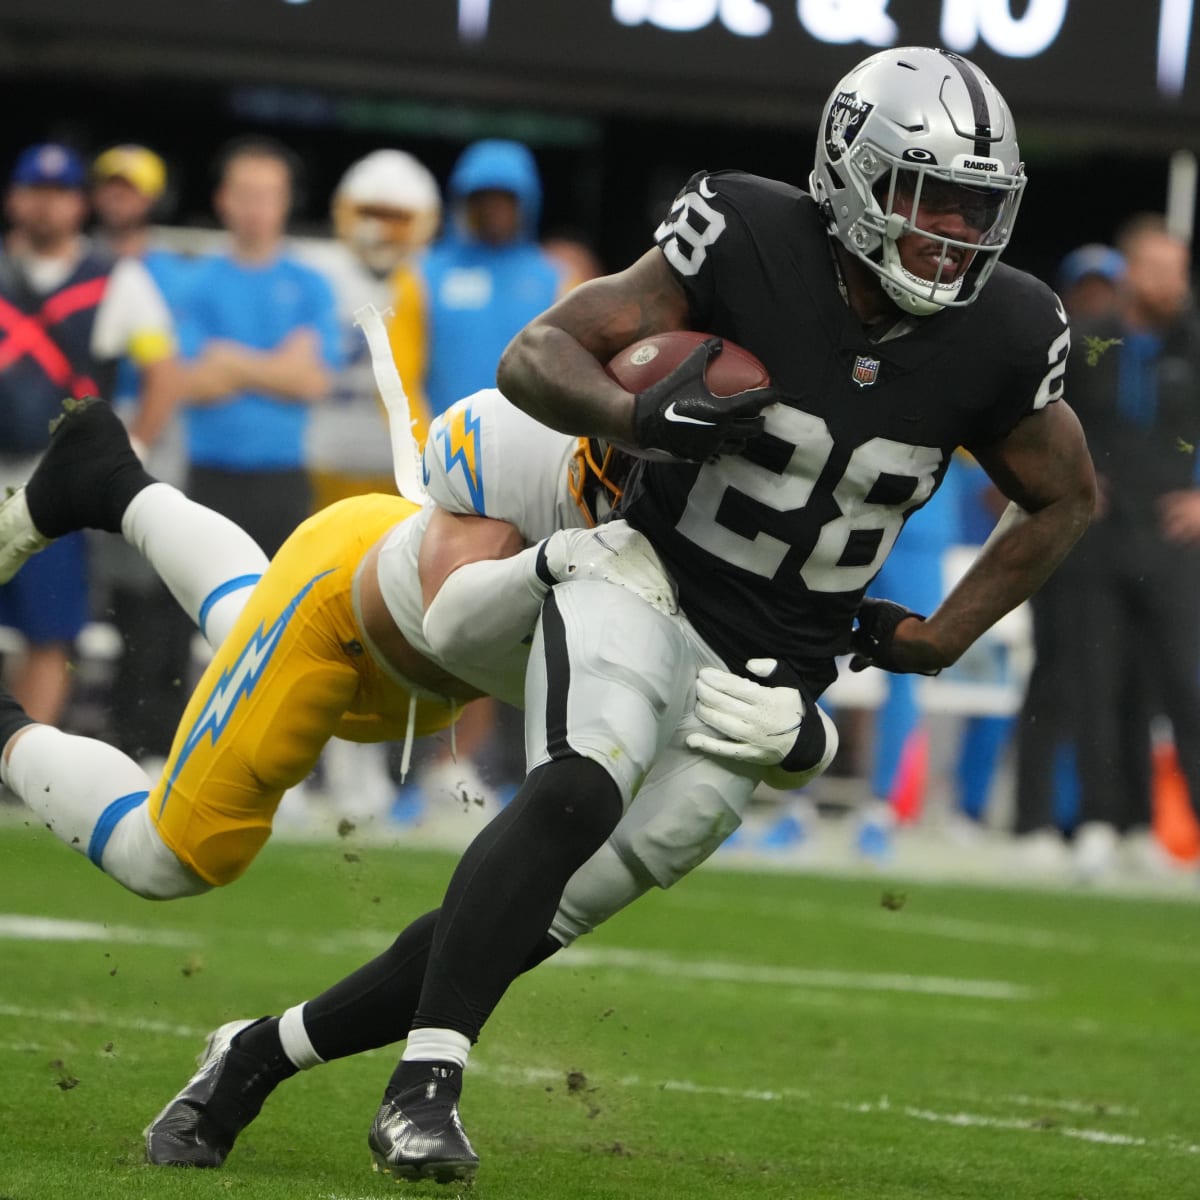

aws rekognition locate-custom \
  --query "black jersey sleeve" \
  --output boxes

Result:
[652,170,800,331]
[653,170,727,328]
[963,267,1072,450]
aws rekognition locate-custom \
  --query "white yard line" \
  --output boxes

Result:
[0,1002,204,1038]
[842,1098,1152,1147]
[0,913,1036,1001]
[0,914,192,946]
[990,1093,1139,1118]
[472,1062,1197,1157]
[554,945,1037,1001]
[669,890,1200,964]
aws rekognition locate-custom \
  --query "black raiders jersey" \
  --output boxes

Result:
[617,169,1070,680]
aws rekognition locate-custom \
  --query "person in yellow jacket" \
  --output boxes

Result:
[302,149,441,509]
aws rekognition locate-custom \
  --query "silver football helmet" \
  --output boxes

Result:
[809,47,1026,316]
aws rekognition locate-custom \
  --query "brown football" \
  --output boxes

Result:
[605,331,770,397]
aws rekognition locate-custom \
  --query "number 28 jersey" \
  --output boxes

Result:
[617,170,1070,679]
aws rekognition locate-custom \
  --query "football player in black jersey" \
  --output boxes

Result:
[366,47,1097,1181]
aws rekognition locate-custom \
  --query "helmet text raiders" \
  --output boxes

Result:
[810,47,1026,317]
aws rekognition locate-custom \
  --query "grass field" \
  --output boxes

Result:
[1,820,1198,1200]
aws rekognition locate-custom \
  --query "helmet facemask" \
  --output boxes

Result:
[568,438,630,527]
[334,199,439,277]
[864,158,1025,315]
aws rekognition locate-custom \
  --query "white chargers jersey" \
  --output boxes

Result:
[422,388,585,536]
[373,387,587,706]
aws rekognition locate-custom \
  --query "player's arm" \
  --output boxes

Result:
[192,329,332,403]
[499,249,771,461]
[497,247,690,445]
[884,400,1096,672]
[419,509,557,664]
[128,355,182,451]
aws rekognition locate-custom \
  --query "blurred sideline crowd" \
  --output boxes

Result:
[2,134,1199,887]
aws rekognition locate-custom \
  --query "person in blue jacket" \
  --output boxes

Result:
[422,139,564,418]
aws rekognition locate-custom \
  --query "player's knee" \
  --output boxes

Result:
[524,757,624,847]
[100,803,212,900]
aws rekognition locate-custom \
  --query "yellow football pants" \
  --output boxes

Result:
[149,493,455,886]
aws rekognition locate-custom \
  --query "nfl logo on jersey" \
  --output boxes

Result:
[852,355,880,388]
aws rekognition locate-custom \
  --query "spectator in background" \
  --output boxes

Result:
[542,228,605,288]
[1057,243,1126,320]
[1065,215,1200,879]
[176,136,339,557]
[0,142,175,723]
[423,139,564,417]
[407,139,566,816]
[1011,243,1126,871]
[89,143,193,765]
[849,460,965,859]
[298,148,441,824]
[303,149,441,510]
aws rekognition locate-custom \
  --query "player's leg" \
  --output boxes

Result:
[370,574,694,1181]
[2,497,418,898]
[143,735,760,1168]
[144,498,426,889]
[0,397,269,649]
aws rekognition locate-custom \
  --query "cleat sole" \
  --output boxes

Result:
[371,1152,477,1185]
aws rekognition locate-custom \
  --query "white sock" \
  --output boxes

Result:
[279,1004,325,1071]
[121,482,269,649]
[402,1027,471,1068]
[1,726,207,898]
[2,725,149,858]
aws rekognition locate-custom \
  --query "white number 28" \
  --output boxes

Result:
[675,405,943,593]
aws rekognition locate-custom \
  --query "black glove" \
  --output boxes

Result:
[849,598,941,676]
[632,337,772,462]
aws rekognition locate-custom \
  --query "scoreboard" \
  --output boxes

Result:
[0,1,1196,136]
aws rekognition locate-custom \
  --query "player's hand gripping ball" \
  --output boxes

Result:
[607,331,775,463]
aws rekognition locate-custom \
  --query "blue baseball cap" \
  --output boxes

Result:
[1057,244,1124,291]
[10,143,87,189]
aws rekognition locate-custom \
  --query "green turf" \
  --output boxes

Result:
[1,821,1197,1200]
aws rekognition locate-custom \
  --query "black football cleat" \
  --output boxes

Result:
[0,396,152,583]
[144,1018,279,1168]
[368,1063,479,1184]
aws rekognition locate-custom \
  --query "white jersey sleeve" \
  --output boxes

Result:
[423,388,577,542]
[90,256,175,364]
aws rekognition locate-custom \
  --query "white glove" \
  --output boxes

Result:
[687,658,834,775]
[540,519,678,617]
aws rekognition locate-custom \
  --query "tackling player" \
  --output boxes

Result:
[366,47,1097,1182]
[0,391,826,897]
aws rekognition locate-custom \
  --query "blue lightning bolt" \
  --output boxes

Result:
[157,569,336,816]
[438,402,486,514]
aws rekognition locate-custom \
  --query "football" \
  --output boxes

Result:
[605,330,770,397]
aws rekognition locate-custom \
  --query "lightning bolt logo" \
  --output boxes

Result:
[438,402,486,514]
[157,569,335,816]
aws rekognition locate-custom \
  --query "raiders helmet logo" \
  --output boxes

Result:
[825,91,874,163]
